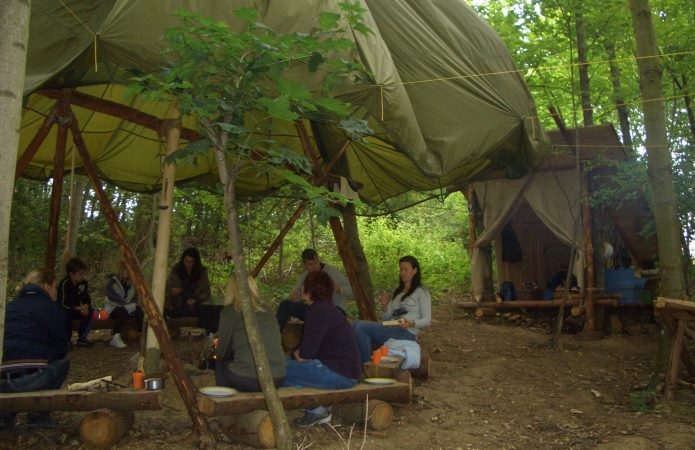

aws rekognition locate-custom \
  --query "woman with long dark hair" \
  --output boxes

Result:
[352,255,432,363]
[165,247,218,333]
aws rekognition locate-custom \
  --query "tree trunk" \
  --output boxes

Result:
[63,175,88,261]
[0,0,31,364]
[342,203,375,310]
[575,5,593,126]
[145,110,179,376]
[605,42,634,152]
[215,149,292,450]
[629,0,687,299]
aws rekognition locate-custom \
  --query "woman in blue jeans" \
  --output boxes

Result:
[284,271,362,428]
[352,256,432,363]
[1,269,70,429]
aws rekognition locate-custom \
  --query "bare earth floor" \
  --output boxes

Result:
[2,302,694,449]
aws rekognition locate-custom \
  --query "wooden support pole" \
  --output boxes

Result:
[295,121,375,320]
[251,200,307,278]
[581,170,596,332]
[40,89,200,142]
[15,109,56,180]
[665,318,686,400]
[79,409,134,449]
[145,107,180,375]
[660,311,695,377]
[46,118,68,273]
[67,111,215,448]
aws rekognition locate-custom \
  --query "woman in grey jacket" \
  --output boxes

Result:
[351,256,432,363]
[104,260,143,348]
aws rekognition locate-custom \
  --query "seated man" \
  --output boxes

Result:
[276,248,352,330]
[59,257,94,347]
[1,269,70,429]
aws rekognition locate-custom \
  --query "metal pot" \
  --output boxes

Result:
[144,377,164,390]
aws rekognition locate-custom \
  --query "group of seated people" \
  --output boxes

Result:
[1,247,431,430]
[216,248,432,427]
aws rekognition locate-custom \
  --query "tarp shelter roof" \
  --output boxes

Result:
[19,0,548,205]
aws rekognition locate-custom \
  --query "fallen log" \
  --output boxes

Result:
[0,389,161,412]
[333,399,393,431]
[459,297,618,310]
[198,383,410,417]
[79,408,134,449]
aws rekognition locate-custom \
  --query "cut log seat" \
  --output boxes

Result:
[198,381,411,417]
[0,389,162,412]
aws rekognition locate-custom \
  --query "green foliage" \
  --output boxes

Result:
[132,5,373,221]
[629,389,656,413]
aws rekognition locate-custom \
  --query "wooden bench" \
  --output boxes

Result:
[0,389,161,447]
[363,351,431,381]
[73,316,200,340]
[198,382,411,448]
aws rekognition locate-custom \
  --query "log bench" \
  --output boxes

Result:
[198,382,411,448]
[0,389,162,448]
[363,351,431,381]
[73,316,200,341]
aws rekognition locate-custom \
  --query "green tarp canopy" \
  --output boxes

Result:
[19,0,548,205]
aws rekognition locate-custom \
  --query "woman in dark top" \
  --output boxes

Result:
[165,247,220,334]
[216,275,285,392]
[283,271,361,428]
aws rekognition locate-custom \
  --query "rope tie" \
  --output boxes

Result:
[59,0,99,72]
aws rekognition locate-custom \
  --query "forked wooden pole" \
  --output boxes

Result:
[581,170,596,331]
[15,110,56,180]
[67,110,215,449]
[295,121,376,320]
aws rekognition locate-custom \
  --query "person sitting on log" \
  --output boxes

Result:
[216,275,286,392]
[275,248,352,330]
[104,260,143,348]
[1,269,70,430]
[352,255,432,363]
[59,257,94,348]
[283,271,361,428]
[164,247,220,335]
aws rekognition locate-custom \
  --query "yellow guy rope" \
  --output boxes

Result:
[58,0,99,72]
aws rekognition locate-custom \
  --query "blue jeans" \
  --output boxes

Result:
[283,359,357,415]
[352,320,416,363]
[0,358,70,425]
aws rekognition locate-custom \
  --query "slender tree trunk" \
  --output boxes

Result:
[342,203,375,309]
[0,0,31,363]
[605,42,634,152]
[64,176,88,260]
[629,0,687,300]
[575,5,593,126]
[145,111,179,376]
[681,79,695,139]
[215,150,292,450]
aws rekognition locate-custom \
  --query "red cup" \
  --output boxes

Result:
[371,350,382,365]
[380,345,389,357]
[132,371,144,390]
[92,310,98,320]
[99,310,108,320]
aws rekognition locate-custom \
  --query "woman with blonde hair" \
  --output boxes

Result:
[215,275,285,392]
[1,269,69,429]
[104,260,143,348]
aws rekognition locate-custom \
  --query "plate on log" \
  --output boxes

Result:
[200,386,238,397]
[364,378,396,385]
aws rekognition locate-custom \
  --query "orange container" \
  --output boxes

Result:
[371,350,381,365]
[380,345,389,357]
[132,371,144,390]
[99,310,108,320]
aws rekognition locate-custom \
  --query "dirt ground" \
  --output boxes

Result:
[2,301,695,450]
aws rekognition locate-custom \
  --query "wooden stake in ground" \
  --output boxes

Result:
[69,111,215,449]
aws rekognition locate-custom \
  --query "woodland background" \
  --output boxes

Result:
[7,0,695,305]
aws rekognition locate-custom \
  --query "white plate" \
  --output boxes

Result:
[363,378,396,385]
[199,386,238,397]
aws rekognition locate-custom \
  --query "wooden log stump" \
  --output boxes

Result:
[571,305,586,317]
[220,409,275,449]
[475,307,496,318]
[79,408,134,449]
[281,322,303,356]
[411,351,430,380]
[122,324,140,343]
[333,399,393,431]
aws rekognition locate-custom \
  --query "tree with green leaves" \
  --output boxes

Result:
[133,5,371,447]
